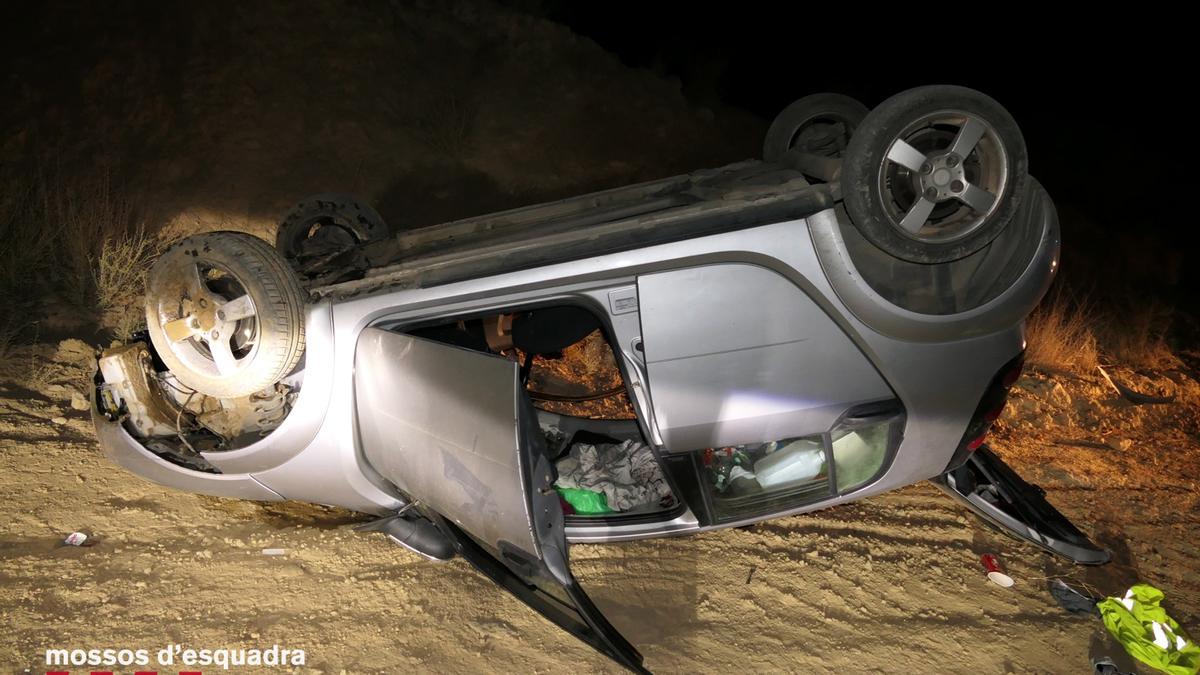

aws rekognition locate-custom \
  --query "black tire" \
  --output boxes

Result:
[275,193,388,272]
[841,85,1028,264]
[145,232,306,399]
[763,93,869,163]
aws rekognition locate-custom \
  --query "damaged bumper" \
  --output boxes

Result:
[934,444,1111,565]
[90,385,285,502]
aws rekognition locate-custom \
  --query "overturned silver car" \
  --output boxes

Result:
[91,85,1108,672]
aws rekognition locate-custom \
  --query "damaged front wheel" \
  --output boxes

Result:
[144,231,306,399]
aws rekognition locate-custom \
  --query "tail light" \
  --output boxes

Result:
[944,352,1024,472]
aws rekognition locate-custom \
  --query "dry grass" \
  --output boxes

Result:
[1026,282,1185,375]
[0,162,157,353]
[1095,299,1182,370]
[0,177,56,359]
[1024,287,1100,374]
[408,91,477,160]
[40,164,145,306]
[22,354,57,391]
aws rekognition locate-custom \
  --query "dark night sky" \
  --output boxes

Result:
[523,5,1196,307]
[538,7,1184,230]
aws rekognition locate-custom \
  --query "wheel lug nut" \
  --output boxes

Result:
[950,180,964,193]
[198,298,208,308]
[946,155,959,168]
[924,187,939,200]
[190,318,200,329]
[211,330,220,339]
[920,162,932,174]
[217,310,226,321]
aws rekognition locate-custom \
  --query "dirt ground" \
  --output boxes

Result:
[1,341,1197,674]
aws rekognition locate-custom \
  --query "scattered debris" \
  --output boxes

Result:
[1049,381,1073,408]
[261,548,288,556]
[1092,654,1136,675]
[980,554,1014,588]
[555,486,612,515]
[62,531,97,547]
[746,565,756,584]
[70,392,90,411]
[1098,366,1176,405]
[554,438,671,513]
[51,416,68,425]
[1054,437,1117,451]
[1049,579,1101,617]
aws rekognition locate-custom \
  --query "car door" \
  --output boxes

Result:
[636,263,894,452]
[354,327,648,673]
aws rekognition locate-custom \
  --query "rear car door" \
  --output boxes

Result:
[354,327,648,673]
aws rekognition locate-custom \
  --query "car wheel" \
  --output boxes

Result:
[762,93,869,164]
[840,85,1028,264]
[275,193,388,277]
[145,232,306,399]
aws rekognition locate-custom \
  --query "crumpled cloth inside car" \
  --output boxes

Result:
[555,439,672,512]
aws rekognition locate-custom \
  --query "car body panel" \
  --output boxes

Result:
[199,301,337,474]
[309,162,833,301]
[355,328,540,555]
[353,327,647,671]
[90,397,286,502]
[808,180,1060,342]
[638,262,893,452]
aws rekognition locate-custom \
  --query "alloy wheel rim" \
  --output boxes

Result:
[877,110,1008,244]
[154,260,261,379]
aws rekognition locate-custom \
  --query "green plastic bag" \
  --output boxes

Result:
[1097,583,1200,675]
[555,487,613,515]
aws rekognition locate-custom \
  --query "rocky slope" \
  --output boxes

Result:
[2,0,761,246]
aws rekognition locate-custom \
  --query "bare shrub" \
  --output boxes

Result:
[39,164,144,306]
[0,161,156,348]
[0,319,20,366]
[91,225,163,338]
[1025,287,1100,373]
[22,354,57,391]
